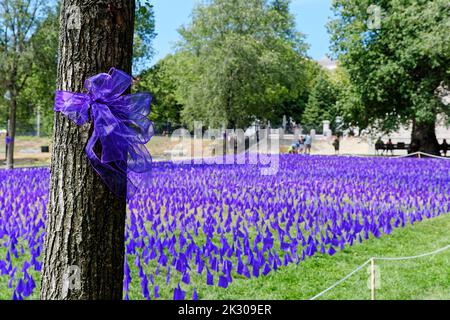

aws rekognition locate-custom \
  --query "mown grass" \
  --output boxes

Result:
[1,213,449,300]
[196,213,450,300]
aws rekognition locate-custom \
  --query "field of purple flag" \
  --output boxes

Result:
[1,155,449,300]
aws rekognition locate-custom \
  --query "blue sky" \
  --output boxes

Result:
[150,0,333,65]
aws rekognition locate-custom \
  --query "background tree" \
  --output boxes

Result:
[0,0,155,144]
[329,0,450,154]
[133,0,156,74]
[333,67,364,133]
[0,0,48,168]
[302,70,339,131]
[41,0,135,300]
[17,6,59,137]
[270,59,321,127]
[176,0,309,129]
[137,54,183,130]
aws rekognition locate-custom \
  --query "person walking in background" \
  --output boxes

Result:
[441,139,448,157]
[332,137,340,155]
[304,134,312,155]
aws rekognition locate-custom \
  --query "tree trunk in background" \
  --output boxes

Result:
[6,93,16,169]
[40,0,135,300]
[411,119,440,156]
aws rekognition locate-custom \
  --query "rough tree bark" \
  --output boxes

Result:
[40,0,135,300]
[411,118,440,156]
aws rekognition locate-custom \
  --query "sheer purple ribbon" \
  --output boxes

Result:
[54,68,154,196]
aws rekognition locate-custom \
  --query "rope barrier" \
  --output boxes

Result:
[340,154,372,158]
[375,244,450,261]
[309,244,450,300]
[336,152,449,159]
[392,151,449,160]
[309,259,372,300]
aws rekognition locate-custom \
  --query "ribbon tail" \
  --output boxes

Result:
[85,131,129,197]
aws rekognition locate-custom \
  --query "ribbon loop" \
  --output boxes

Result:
[54,68,153,196]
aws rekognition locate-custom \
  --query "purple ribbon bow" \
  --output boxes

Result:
[54,68,154,196]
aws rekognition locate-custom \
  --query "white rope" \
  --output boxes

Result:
[340,154,371,158]
[392,151,420,159]
[309,259,372,300]
[337,152,449,160]
[375,244,450,261]
[392,151,449,160]
[309,244,450,300]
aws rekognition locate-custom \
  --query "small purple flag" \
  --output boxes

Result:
[174,284,186,300]
[218,276,229,289]
[193,288,199,301]
[206,269,214,286]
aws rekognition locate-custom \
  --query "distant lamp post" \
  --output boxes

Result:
[36,106,41,137]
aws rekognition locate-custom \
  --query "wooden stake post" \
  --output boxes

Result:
[371,258,376,301]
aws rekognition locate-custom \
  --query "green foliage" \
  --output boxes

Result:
[302,71,339,129]
[0,0,50,133]
[0,1,156,137]
[137,54,184,126]
[329,0,450,133]
[17,6,59,136]
[175,0,309,129]
[133,0,157,74]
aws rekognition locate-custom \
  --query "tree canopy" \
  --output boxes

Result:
[329,0,450,152]
[137,54,183,129]
[133,0,157,74]
[302,70,340,131]
[175,0,310,129]
[0,1,156,137]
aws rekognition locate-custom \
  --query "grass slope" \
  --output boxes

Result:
[197,213,450,300]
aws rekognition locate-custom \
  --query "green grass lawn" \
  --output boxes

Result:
[1,213,449,300]
[196,213,450,300]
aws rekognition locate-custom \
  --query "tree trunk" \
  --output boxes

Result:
[411,118,440,156]
[40,0,135,300]
[6,95,16,169]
